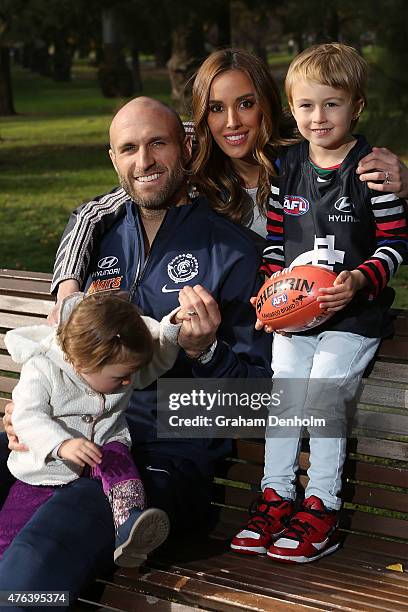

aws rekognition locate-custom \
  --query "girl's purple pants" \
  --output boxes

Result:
[0,441,144,558]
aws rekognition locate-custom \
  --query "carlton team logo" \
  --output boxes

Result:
[167,253,199,284]
[284,195,310,216]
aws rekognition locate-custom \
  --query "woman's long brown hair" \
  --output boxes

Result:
[191,48,294,224]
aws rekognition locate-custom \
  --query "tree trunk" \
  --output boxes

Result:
[216,0,231,47]
[98,8,134,98]
[131,44,142,93]
[154,39,171,68]
[167,14,205,114]
[31,43,52,77]
[0,47,15,116]
[53,36,74,82]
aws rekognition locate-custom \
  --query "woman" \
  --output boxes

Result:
[190,48,295,236]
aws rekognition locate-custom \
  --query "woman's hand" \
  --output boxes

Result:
[177,285,221,358]
[357,147,408,198]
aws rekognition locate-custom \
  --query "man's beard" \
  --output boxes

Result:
[119,162,185,210]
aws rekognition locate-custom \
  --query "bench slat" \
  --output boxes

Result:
[148,551,408,612]
[222,456,408,489]
[360,383,408,410]
[0,355,21,373]
[0,312,48,330]
[0,277,53,300]
[367,362,408,384]
[235,437,408,463]
[0,295,53,317]
[0,269,52,281]
[0,376,17,395]
[377,339,408,362]
[112,568,323,612]
[85,582,201,611]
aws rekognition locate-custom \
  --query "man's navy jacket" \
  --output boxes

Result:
[68,191,273,477]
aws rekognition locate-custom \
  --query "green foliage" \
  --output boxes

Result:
[0,58,407,308]
[0,63,171,272]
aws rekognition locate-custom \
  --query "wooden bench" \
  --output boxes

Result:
[1,268,407,611]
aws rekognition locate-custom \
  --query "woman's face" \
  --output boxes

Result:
[207,69,263,161]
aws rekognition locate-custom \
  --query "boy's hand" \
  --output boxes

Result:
[317,270,367,313]
[58,438,102,468]
[249,297,291,336]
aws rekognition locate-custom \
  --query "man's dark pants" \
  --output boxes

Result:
[0,433,211,610]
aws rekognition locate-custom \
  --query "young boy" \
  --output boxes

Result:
[231,43,408,563]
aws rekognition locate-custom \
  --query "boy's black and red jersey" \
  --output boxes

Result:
[262,136,408,337]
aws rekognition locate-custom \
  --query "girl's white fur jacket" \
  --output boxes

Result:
[4,293,180,486]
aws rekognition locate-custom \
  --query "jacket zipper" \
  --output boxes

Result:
[128,209,168,301]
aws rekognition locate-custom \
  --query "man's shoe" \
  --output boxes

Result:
[267,495,340,563]
[114,507,170,567]
[230,488,294,555]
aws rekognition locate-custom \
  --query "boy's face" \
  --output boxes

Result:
[290,80,363,153]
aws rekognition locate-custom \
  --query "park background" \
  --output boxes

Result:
[0,0,407,305]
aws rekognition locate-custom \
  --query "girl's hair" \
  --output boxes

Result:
[285,43,367,128]
[57,292,154,373]
[191,48,294,223]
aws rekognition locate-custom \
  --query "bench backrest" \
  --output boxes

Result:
[1,268,407,558]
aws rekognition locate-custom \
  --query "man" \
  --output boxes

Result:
[0,98,272,605]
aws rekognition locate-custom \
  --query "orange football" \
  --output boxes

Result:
[256,265,338,332]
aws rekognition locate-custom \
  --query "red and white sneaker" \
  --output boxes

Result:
[267,496,340,563]
[230,488,294,555]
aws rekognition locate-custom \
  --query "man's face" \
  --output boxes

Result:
[109,106,189,210]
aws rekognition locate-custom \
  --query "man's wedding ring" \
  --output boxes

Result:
[187,310,198,316]
[384,171,391,184]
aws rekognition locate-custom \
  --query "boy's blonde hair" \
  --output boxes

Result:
[285,43,368,116]
[57,292,154,374]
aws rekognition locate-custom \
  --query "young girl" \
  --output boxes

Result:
[1,291,180,567]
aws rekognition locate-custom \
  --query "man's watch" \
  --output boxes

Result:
[186,339,217,365]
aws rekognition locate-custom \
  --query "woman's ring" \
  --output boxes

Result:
[384,171,391,184]
[187,310,198,316]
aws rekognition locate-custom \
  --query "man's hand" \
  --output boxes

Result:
[317,269,367,313]
[2,401,28,452]
[357,147,408,198]
[47,279,80,325]
[177,285,221,358]
[58,438,102,468]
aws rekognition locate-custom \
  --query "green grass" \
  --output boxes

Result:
[0,63,171,272]
[0,60,407,306]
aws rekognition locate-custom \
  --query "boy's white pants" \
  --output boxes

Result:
[261,331,380,510]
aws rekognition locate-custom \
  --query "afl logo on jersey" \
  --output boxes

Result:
[284,195,310,216]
